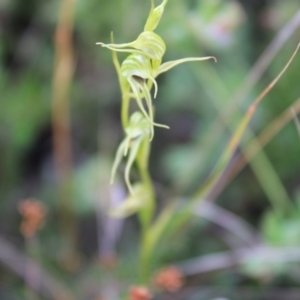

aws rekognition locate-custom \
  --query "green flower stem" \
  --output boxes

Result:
[138,201,177,283]
[135,137,157,282]
[111,37,131,128]
[137,138,155,227]
[121,86,131,129]
[139,231,152,283]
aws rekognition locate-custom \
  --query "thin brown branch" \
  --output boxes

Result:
[51,0,78,268]
[52,0,76,180]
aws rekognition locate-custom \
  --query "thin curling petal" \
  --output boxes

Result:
[134,31,166,60]
[123,135,131,156]
[130,78,169,140]
[127,76,153,126]
[139,81,169,138]
[96,42,145,57]
[110,139,127,184]
[121,54,168,133]
[125,137,143,194]
[155,56,217,77]
[122,54,153,80]
[150,75,158,99]
[97,32,166,60]
[141,82,155,140]
[111,112,152,187]
[121,54,158,104]
[121,54,158,127]
[144,0,168,32]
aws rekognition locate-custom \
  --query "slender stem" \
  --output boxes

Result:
[110,38,131,129]
[137,138,156,282]
[121,87,131,129]
[51,0,78,267]
[138,201,178,283]
[139,233,152,283]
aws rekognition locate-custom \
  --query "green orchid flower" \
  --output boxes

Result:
[110,112,151,194]
[119,52,216,137]
[99,0,216,221]
[97,0,216,137]
[121,53,169,139]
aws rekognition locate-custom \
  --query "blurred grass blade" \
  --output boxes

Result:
[139,201,177,281]
[291,107,300,139]
[193,43,300,201]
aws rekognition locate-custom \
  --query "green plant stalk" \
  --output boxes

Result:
[111,37,131,128]
[120,83,131,129]
[135,120,157,282]
[111,33,157,282]
[137,138,155,229]
[138,201,177,283]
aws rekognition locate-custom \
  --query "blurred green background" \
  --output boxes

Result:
[1,0,300,299]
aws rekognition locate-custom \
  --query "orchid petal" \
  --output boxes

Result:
[97,31,166,60]
[110,139,127,184]
[155,56,217,77]
[125,137,143,194]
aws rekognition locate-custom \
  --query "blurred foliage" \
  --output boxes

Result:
[1,0,300,299]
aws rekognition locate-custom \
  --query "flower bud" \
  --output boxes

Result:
[144,0,168,32]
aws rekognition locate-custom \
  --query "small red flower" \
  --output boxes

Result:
[153,266,183,292]
[129,286,152,300]
[18,198,46,238]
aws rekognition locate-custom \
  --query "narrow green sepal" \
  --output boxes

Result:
[154,56,217,77]
[97,31,166,60]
